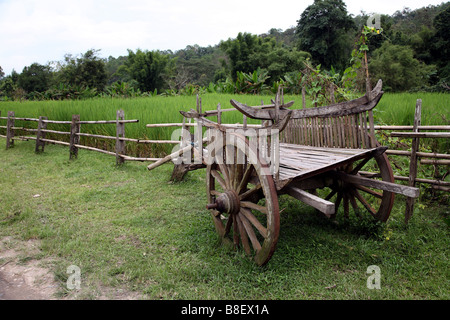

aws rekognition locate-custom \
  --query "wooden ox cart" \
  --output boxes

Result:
[179,80,419,266]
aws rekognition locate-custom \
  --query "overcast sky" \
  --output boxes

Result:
[0,0,447,75]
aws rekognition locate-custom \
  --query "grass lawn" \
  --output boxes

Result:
[0,140,448,300]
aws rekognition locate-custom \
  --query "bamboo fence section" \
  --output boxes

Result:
[0,109,180,164]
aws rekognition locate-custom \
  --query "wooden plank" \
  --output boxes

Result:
[359,112,365,149]
[40,138,70,146]
[285,186,335,216]
[375,125,450,130]
[420,159,450,165]
[351,114,358,148]
[76,119,139,124]
[146,122,261,128]
[390,132,450,139]
[74,144,116,156]
[229,80,383,120]
[368,110,376,148]
[304,118,309,145]
[355,114,361,148]
[335,171,420,198]
[405,99,421,223]
[0,116,39,121]
[147,144,193,171]
[278,144,381,181]
[39,129,70,135]
[386,150,450,159]
[363,112,371,148]
[120,155,161,161]
[42,119,72,124]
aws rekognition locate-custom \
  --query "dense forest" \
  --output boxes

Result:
[1,0,449,101]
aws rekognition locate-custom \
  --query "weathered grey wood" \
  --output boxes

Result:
[6,111,14,149]
[329,84,335,104]
[35,116,48,153]
[42,119,72,124]
[146,122,261,128]
[121,155,161,161]
[69,114,81,159]
[405,99,422,223]
[360,171,450,187]
[386,150,450,159]
[40,138,70,146]
[136,139,180,144]
[76,119,138,124]
[0,116,40,121]
[335,171,420,198]
[147,144,194,171]
[74,143,116,156]
[302,87,306,109]
[431,185,450,192]
[375,125,450,130]
[420,159,450,165]
[285,186,335,216]
[39,129,70,135]
[231,80,383,121]
[368,110,376,148]
[390,132,450,139]
[115,110,126,165]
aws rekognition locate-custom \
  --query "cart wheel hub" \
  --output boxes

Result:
[207,190,240,215]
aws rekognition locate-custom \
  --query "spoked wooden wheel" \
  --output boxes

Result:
[206,132,280,266]
[325,151,395,222]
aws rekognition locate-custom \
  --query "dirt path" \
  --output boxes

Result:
[0,236,60,300]
[0,236,145,300]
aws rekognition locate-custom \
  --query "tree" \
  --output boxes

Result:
[171,44,224,87]
[431,5,450,83]
[369,42,436,91]
[0,70,19,98]
[0,65,4,80]
[220,33,261,81]
[119,49,173,92]
[220,32,310,84]
[18,63,52,93]
[56,49,107,92]
[296,0,356,71]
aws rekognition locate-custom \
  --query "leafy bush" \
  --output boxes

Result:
[369,42,437,91]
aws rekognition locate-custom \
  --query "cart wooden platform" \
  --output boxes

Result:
[180,80,419,266]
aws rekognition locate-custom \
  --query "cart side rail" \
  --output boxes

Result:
[281,80,383,149]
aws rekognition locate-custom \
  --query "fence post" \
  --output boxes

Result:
[69,114,80,159]
[405,99,422,223]
[35,116,48,153]
[115,109,125,165]
[6,111,15,149]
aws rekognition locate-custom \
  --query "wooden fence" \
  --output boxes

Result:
[0,109,181,164]
[374,100,449,221]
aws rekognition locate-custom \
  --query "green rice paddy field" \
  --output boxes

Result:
[0,92,448,158]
